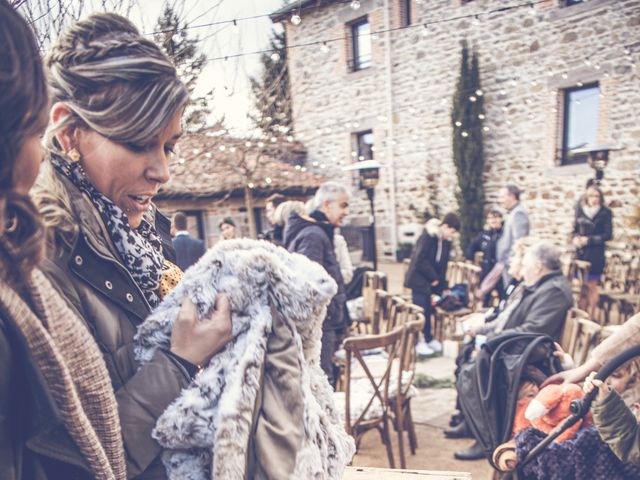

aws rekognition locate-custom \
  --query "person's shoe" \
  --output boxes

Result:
[416,341,435,356]
[426,338,442,353]
[454,441,485,461]
[449,412,464,427]
[444,420,473,439]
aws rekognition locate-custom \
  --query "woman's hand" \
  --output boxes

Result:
[541,358,600,388]
[552,342,575,370]
[170,295,232,367]
[583,371,611,403]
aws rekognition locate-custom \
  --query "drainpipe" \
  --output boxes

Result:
[382,0,398,258]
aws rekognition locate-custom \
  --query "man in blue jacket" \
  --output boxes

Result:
[284,181,350,387]
[171,212,206,271]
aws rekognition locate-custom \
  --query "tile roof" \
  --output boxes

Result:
[156,130,324,200]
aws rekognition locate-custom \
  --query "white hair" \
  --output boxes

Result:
[312,181,350,210]
[526,241,562,271]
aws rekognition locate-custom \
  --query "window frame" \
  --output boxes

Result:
[561,82,600,166]
[401,0,412,27]
[355,130,374,161]
[350,16,372,72]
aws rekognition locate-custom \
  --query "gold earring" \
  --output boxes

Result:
[67,148,81,162]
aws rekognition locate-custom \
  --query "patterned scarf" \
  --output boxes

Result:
[51,155,164,307]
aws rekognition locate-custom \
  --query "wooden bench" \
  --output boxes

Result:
[344,467,471,479]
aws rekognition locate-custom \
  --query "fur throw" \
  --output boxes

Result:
[516,426,640,479]
[134,239,355,479]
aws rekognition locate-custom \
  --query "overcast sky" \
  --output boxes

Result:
[130,0,285,134]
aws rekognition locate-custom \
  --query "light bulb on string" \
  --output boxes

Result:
[257,141,264,148]
[350,0,361,10]
[219,145,226,151]
[483,126,490,132]
[265,177,272,184]
[320,42,330,53]
[290,13,301,25]
[421,24,429,38]
[478,113,485,120]
[248,182,255,189]
[455,121,462,127]
[469,95,477,102]
[475,89,484,96]
[245,141,252,147]
[461,131,468,137]
[270,52,280,62]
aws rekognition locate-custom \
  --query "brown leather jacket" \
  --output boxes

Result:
[34,166,191,479]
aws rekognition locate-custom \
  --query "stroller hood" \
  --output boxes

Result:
[456,332,562,466]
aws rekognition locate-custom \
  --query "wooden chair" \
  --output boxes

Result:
[567,318,602,367]
[393,314,425,469]
[338,327,405,468]
[559,307,590,354]
[358,272,388,333]
[567,259,591,308]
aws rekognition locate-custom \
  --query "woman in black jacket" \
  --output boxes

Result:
[573,185,613,317]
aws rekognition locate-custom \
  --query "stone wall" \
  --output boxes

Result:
[282,0,640,259]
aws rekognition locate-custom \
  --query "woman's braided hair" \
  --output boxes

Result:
[44,13,189,154]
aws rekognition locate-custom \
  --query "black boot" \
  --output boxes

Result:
[444,420,473,439]
[449,412,464,427]
[454,440,485,461]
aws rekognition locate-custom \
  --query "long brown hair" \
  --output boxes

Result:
[0,0,48,281]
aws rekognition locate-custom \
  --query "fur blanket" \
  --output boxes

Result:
[516,426,640,479]
[134,239,355,479]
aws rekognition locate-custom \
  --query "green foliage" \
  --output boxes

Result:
[249,28,293,136]
[413,373,455,389]
[451,40,485,251]
[154,6,210,130]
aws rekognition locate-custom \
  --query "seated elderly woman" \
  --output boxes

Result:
[32,13,232,478]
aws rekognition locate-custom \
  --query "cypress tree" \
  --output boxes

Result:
[451,40,485,251]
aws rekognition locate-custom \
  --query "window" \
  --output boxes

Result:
[356,130,374,161]
[561,83,600,165]
[564,0,584,6]
[350,17,372,72]
[400,0,412,27]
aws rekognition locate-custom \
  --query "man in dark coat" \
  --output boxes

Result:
[454,241,573,461]
[404,213,461,356]
[171,212,206,271]
[262,193,287,245]
[284,181,350,387]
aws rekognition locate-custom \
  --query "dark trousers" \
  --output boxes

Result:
[320,328,337,387]
[411,290,433,342]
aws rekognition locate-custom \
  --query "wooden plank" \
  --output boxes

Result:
[343,466,472,479]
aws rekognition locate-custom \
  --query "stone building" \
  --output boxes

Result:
[154,130,323,246]
[271,0,640,260]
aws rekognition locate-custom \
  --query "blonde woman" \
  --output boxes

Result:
[33,14,231,478]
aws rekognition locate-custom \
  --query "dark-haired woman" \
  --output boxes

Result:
[573,184,613,317]
[0,2,126,478]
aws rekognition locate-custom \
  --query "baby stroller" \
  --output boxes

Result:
[456,331,640,478]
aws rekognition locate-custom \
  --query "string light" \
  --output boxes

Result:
[320,42,330,53]
[291,13,301,26]
[270,52,280,62]
[350,0,361,10]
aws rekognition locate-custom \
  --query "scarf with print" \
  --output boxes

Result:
[51,155,163,308]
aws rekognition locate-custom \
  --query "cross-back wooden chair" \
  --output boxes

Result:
[433,262,480,342]
[567,259,591,309]
[559,307,590,353]
[356,272,388,333]
[339,327,405,468]
[393,313,425,469]
[567,318,602,367]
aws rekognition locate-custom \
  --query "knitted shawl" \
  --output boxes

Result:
[134,239,356,479]
[516,426,640,479]
[0,268,126,479]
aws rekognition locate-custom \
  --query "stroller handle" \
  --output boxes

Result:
[570,344,640,416]
[520,344,640,471]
